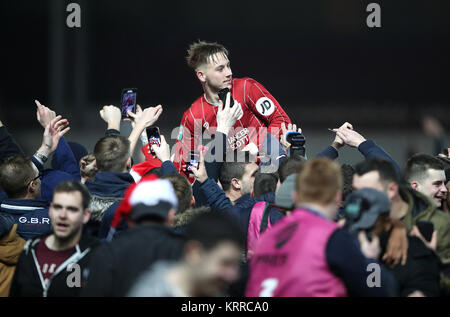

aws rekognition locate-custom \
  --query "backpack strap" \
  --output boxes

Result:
[259,202,272,233]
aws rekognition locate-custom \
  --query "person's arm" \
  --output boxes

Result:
[260,130,287,168]
[326,229,398,297]
[199,178,234,211]
[99,105,121,134]
[315,122,349,159]
[127,105,163,158]
[203,92,243,181]
[246,78,291,139]
[150,134,178,176]
[358,140,402,176]
[173,110,195,179]
[316,146,339,160]
[52,137,81,179]
[335,123,402,176]
[190,151,234,211]
[33,116,71,167]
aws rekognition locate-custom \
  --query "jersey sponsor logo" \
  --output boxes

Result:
[256,97,275,116]
[228,128,249,150]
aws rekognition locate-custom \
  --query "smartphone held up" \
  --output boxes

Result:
[121,88,137,119]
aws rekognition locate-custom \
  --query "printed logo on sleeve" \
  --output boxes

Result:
[256,97,275,116]
[177,125,183,141]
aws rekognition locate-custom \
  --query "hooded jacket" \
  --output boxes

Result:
[85,172,134,222]
[400,186,450,265]
[0,224,25,297]
[9,231,100,297]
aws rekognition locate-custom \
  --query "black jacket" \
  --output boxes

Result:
[380,234,441,296]
[81,223,185,297]
[9,232,100,297]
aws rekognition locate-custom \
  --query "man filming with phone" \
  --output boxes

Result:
[174,40,292,180]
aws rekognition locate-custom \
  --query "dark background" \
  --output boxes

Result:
[1,0,449,166]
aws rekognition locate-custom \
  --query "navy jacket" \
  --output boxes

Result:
[0,125,80,203]
[0,199,51,241]
[97,160,178,239]
[316,140,402,177]
[85,172,134,236]
[199,178,284,238]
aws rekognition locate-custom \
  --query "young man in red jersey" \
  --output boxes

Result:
[174,40,291,180]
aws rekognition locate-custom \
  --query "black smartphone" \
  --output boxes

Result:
[218,88,233,109]
[146,126,161,154]
[186,150,200,173]
[121,88,137,119]
[416,221,434,242]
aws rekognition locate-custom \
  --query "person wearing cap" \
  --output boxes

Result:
[9,181,99,297]
[81,175,185,297]
[343,188,441,296]
[246,158,397,297]
[0,213,25,297]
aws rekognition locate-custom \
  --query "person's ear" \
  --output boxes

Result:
[28,180,38,195]
[196,69,206,84]
[82,209,92,224]
[231,178,241,191]
[190,196,196,208]
[250,188,255,198]
[410,181,419,191]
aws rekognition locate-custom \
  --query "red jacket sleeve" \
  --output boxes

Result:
[173,110,196,180]
[245,78,291,139]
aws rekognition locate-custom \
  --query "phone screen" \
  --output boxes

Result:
[121,89,137,118]
[146,127,161,153]
[186,151,200,172]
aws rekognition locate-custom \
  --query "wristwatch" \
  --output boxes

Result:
[34,152,48,163]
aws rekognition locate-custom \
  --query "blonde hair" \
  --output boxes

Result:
[186,40,229,70]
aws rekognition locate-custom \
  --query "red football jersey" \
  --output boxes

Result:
[173,77,291,180]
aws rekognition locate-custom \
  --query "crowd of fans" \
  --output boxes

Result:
[1,41,450,297]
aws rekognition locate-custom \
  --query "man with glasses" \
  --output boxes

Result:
[0,155,51,240]
[0,115,70,240]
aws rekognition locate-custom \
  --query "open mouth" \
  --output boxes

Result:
[56,223,69,231]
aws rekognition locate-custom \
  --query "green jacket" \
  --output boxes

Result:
[401,187,450,264]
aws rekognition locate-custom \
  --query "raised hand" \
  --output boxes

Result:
[35,100,56,129]
[37,115,70,158]
[280,122,302,151]
[99,105,122,131]
[334,122,366,148]
[151,134,171,163]
[190,150,208,184]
